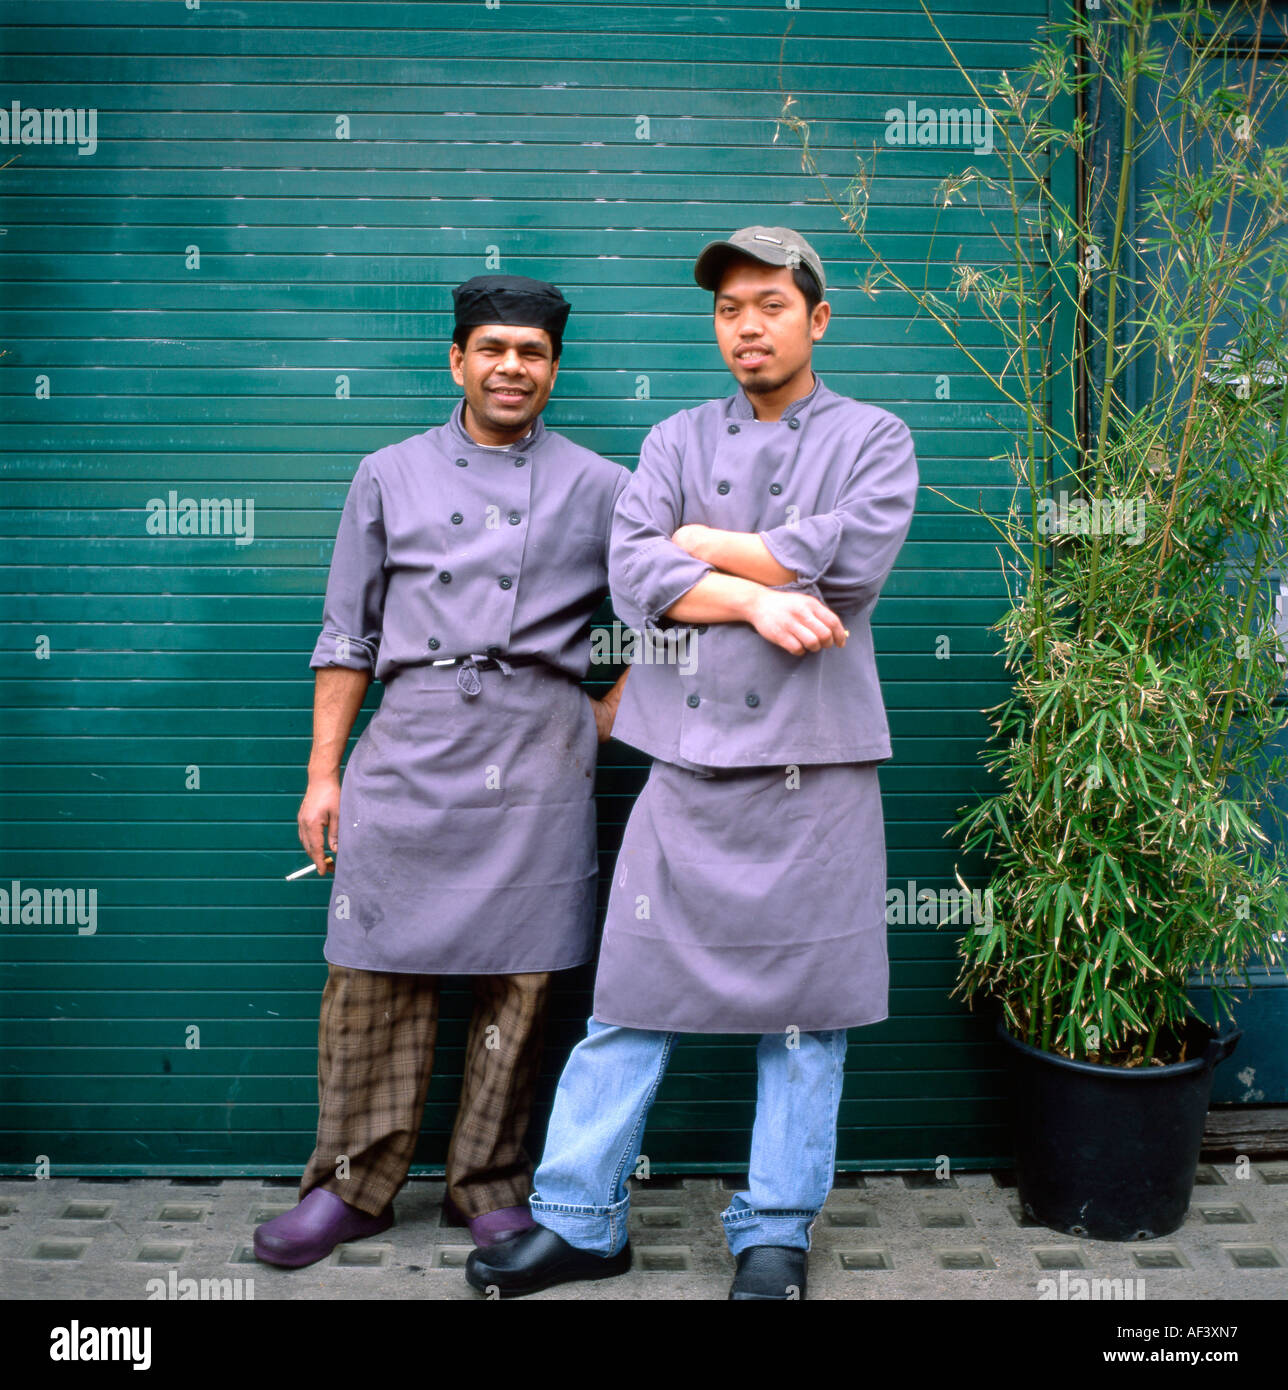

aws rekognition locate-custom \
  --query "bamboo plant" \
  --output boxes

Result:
[779,0,1288,1064]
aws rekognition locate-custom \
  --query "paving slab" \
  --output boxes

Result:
[1,1165,1285,1301]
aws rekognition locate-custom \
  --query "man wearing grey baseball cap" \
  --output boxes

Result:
[467,227,919,1299]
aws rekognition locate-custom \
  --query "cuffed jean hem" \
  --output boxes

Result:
[528,1195,631,1257]
[721,1208,819,1255]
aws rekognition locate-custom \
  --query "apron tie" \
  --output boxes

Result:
[456,653,515,699]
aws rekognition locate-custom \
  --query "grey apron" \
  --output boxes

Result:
[323,659,600,975]
[591,757,890,1033]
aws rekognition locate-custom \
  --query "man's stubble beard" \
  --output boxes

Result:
[740,365,796,395]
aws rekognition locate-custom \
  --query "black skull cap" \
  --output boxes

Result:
[451,274,571,341]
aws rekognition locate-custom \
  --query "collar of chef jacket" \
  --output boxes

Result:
[606,369,919,769]
[446,395,544,456]
[726,369,822,425]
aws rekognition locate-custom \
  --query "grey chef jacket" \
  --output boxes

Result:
[608,373,919,767]
[301,399,629,976]
[310,398,629,679]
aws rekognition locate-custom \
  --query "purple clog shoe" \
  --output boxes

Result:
[442,1195,537,1248]
[253,1186,393,1268]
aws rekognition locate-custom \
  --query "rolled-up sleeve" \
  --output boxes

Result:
[309,456,388,672]
[758,412,918,610]
[609,424,714,630]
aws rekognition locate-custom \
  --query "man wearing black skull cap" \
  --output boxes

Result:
[253,275,630,1266]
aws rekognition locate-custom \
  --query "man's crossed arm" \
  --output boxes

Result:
[663,523,848,658]
[671,524,796,587]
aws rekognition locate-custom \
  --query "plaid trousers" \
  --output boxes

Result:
[299,962,552,1218]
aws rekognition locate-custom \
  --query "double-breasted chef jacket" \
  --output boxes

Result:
[591,372,919,1032]
[309,397,629,975]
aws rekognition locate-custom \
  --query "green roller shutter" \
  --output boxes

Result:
[0,0,1060,1175]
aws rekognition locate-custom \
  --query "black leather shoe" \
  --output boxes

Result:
[729,1244,807,1300]
[464,1223,631,1298]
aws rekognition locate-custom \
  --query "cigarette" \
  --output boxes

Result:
[285,857,334,881]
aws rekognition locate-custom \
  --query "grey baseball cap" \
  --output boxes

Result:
[693,225,826,297]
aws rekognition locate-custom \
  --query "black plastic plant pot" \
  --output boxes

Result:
[996,1013,1242,1241]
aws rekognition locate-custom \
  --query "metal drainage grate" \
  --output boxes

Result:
[1034,1247,1087,1270]
[1223,1244,1283,1269]
[936,1248,994,1270]
[822,1206,879,1228]
[248,1206,291,1225]
[153,1204,208,1223]
[838,1249,893,1271]
[1133,1248,1188,1269]
[334,1243,390,1268]
[28,1239,91,1261]
[1197,1204,1254,1225]
[135,1243,188,1263]
[634,1207,688,1229]
[636,1246,691,1272]
[58,1202,114,1220]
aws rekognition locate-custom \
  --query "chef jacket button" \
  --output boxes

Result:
[745,692,761,708]
[508,511,521,525]
[788,417,801,431]
[427,637,440,650]
[514,456,527,467]
[486,645,500,658]
[499,575,512,590]
[769,483,782,495]
[696,624,708,634]
[455,457,468,468]
[686,693,700,708]
[439,571,453,584]
[450,512,463,525]
[717,481,730,495]
[728,423,740,434]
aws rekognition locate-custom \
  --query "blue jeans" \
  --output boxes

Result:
[529,1017,849,1256]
